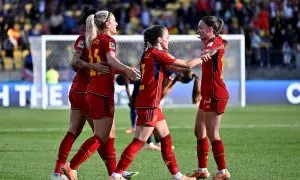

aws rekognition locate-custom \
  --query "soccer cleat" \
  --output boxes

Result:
[212,170,230,180]
[51,173,69,180]
[174,175,197,180]
[188,169,210,179]
[122,171,140,179]
[62,162,77,180]
[111,174,127,180]
[125,128,135,134]
[144,143,161,151]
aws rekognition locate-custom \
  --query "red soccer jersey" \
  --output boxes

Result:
[201,36,229,99]
[86,33,116,96]
[70,33,89,93]
[135,48,176,108]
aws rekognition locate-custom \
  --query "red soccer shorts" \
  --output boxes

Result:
[85,92,114,119]
[69,92,90,116]
[136,108,165,127]
[199,97,228,114]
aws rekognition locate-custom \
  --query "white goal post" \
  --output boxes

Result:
[29,35,245,109]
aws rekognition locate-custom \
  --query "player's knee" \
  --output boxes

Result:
[94,131,110,143]
[68,128,82,137]
[194,129,206,139]
[207,133,220,141]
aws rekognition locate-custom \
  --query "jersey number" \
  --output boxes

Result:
[220,56,224,80]
[139,63,145,90]
[89,48,101,76]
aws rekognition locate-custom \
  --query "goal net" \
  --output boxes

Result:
[29,35,245,109]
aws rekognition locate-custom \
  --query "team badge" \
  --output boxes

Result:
[77,40,84,49]
[109,42,116,50]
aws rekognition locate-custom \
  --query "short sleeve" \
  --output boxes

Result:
[204,37,224,51]
[73,34,85,51]
[156,51,176,66]
[103,37,116,53]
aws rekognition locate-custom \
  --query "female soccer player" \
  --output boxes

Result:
[51,15,110,180]
[111,25,205,180]
[62,10,140,180]
[189,16,231,180]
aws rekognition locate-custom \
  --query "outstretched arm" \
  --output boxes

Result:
[170,57,204,70]
[106,51,140,81]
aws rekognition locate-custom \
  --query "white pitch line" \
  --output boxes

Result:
[0,124,299,133]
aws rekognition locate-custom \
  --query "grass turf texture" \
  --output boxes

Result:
[0,105,299,180]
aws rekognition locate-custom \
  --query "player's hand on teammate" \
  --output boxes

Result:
[200,52,211,62]
[125,67,141,81]
[92,63,110,74]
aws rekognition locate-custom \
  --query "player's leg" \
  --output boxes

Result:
[52,93,86,178]
[97,118,117,177]
[63,94,114,179]
[145,135,161,151]
[204,110,230,179]
[112,125,154,179]
[63,117,113,180]
[189,107,210,179]
[112,108,156,179]
[154,119,195,180]
[126,107,136,134]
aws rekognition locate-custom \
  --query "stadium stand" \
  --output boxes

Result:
[0,0,300,81]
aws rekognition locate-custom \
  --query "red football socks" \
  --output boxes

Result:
[114,138,145,174]
[160,134,179,175]
[97,138,116,176]
[211,139,227,170]
[70,135,102,170]
[54,131,77,174]
[197,137,209,168]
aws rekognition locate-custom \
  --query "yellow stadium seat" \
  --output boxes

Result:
[13,49,24,69]
[22,49,30,58]
[3,57,14,70]
[13,49,22,61]
[1,50,6,57]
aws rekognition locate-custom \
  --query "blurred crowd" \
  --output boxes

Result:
[1,0,300,81]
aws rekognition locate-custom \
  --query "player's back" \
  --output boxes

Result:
[86,33,116,96]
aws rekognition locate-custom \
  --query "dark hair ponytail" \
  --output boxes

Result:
[215,18,224,36]
[143,29,150,50]
[192,74,201,104]
[142,25,166,51]
[202,16,228,47]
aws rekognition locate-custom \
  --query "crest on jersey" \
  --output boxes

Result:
[109,42,116,50]
[77,40,84,49]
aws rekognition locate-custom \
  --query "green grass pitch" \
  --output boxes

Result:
[0,105,300,180]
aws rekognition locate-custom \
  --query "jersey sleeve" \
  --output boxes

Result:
[73,34,85,51]
[156,51,176,66]
[103,37,116,53]
[204,37,224,51]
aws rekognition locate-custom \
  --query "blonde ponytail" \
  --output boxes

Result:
[85,14,98,49]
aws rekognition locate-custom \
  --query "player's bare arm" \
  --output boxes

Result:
[172,57,205,69]
[106,50,141,81]
[166,64,189,72]
[72,49,110,74]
